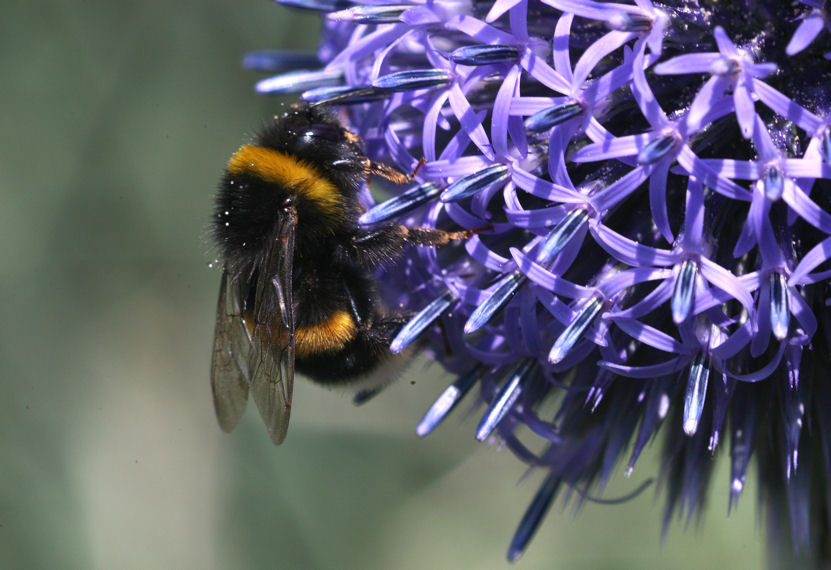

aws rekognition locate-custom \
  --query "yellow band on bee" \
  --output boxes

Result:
[295,309,356,357]
[228,145,342,220]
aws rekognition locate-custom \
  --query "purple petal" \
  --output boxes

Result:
[699,257,755,318]
[649,161,673,242]
[508,0,529,42]
[539,0,642,22]
[613,317,686,353]
[713,26,738,57]
[782,181,831,233]
[572,30,634,88]
[753,80,823,133]
[733,74,756,139]
[512,166,584,202]
[711,321,752,360]
[789,288,818,338]
[789,236,831,285]
[591,223,677,266]
[492,65,522,158]
[686,75,729,133]
[783,158,831,178]
[519,49,571,94]
[422,155,492,179]
[726,342,786,383]
[485,0,523,22]
[571,134,647,163]
[422,92,451,162]
[511,248,591,298]
[597,267,673,298]
[654,53,721,75]
[591,166,653,212]
[598,357,686,378]
[631,44,667,127]
[733,192,763,257]
[787,10,827,55]
[682,176,705,250]
[445,14,518,46]
[695,158,761,180]
[329,25,409,68]
[448,84,495,160]
[581,52,637,104]
[676,148,752,201]
[465,235,512,272]
[399,5,442,25]
[552,12,574,81]
[751,280,772,356]
[606,280,672,319]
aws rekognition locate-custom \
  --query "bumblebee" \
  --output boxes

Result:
[210,103,467,445]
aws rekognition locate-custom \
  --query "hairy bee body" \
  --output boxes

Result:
[211,104,418,444]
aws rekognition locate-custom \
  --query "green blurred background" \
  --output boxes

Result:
[1,1,765,568]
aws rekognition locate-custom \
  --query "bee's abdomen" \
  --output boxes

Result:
[294,309,356,357]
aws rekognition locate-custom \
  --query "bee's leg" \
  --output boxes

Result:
[363,157,427,184]
[350,223,409,267]
[343,129,363,148]
[349,222,488,267]
[342,280,366,329]
[400,226,480,247]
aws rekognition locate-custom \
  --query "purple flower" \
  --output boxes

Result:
[251,0,831,563]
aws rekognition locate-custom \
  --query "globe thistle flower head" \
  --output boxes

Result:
[253,0,831,562]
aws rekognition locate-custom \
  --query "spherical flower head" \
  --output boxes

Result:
[254,0,831,563]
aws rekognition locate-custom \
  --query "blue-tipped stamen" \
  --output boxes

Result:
[822,129,831,164]
[242,50,320,72]
[524,100,584,133]
[416,365,485,437]
[274,0,352,11]
[390,290,455,354]
[507,474,561,563]
[465,271,524,334]
[372,69,452,92]
[671,259,697,324]
[536,209,588,265]
[440,164,510,202]
[449,44,520,66]
[360,183,442,225]
[683,352,710,436]
[548,297,604,364]
[770,272,790,341]
[607,12,653,33]
[637,133,678,165]
[763,167,784,201]
[476,359,535,441]
[301,85,385,105]
[465,210,588,335]
[255,68,343,94]
[353,386,384,405]
[327,4,411,23]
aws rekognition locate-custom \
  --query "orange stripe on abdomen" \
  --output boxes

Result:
[295,310,356,357]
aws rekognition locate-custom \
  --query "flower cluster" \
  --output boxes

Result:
[249,0,831,562]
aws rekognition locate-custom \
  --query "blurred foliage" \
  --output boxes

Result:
[0,0,764,568]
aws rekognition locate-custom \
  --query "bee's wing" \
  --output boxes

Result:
[249,202,297,445]
[210,269,251,432]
